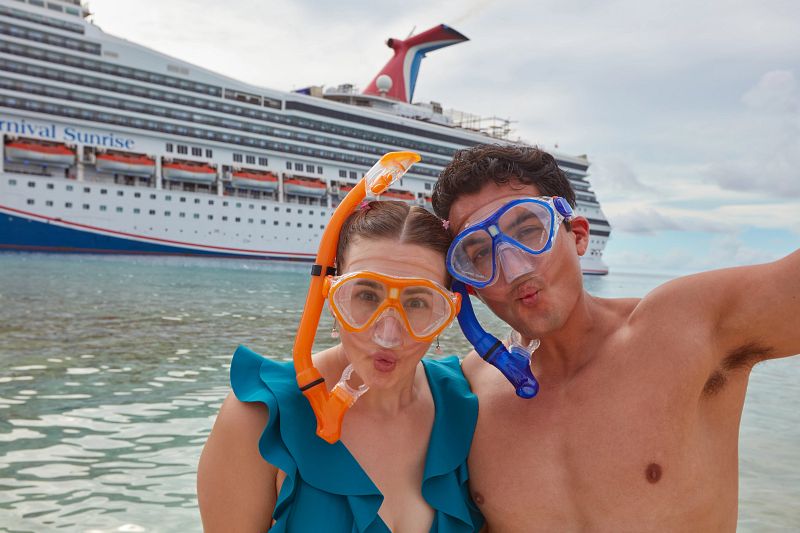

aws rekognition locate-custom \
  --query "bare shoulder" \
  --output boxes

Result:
[197,392,276,532]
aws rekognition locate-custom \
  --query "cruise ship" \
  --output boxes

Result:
[0,0,611,274]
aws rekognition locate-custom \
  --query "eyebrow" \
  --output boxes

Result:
[403,286,436,296]
[460,232,491,250]
[502,210,540,233]
[353,279,382,289]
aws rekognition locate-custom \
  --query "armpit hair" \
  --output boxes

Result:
[702,341,774,396]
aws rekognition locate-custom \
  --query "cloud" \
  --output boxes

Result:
[706,70,800,197]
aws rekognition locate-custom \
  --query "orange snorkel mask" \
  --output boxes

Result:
[292,151,421,444]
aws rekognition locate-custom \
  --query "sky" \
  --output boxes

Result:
[87,0,799,275]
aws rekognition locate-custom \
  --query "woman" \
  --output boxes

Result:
[198,201,484,532]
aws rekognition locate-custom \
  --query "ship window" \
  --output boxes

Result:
[116,207,123,213]
[206,149,213,158]
[177,145,188,154]
[83,204,90,210]
[194,198,200,204]
[29,0,44,6]
[100,205,107,211]
[180,197,186,202]
[117,191,124,196]
[305,164,314,172]
[192,147,202,156]
[149,209,156,215]
[249,204,254,209]
[258,157,268,166]
[233,153,242,162]
[134,208,140,214]
[261,220,266,224]
[273,220,279,225]
[294,163,303,171]
[339,170,347,178]
[308,224,313,228]
[66,184,73,191]
[46,200,53,206]
[261,205,266,211]
[349,171,357,179]
[83,187,90,193]
[320,225,325,229]
[179,212,186,218]
[286,162,292,170]
[208,215,213,220]
[286,208,292,213]
[297,222,302,227]
[222,216,228,221]
[285,221,291,226]
[166,143,173,152]
[28,181,35,188]
[150,193,156,199]
[165,195,171,201]
[165,211,171,216]
[65,202,72,208]
[27,199,34,205]
[134,192,141,198]
[248,218,253,224]
[193,213,200,219]
[208,200,214,205]
[8,179,16,186]
[46,182,55,190]
[222,201,229,207]
[317,166,323,174]
[235,217,241,222]
[47,3,63,12]
[236,202,242,208]
[274,207,279,212]
[246,155,255,164]
[425,182,432,190]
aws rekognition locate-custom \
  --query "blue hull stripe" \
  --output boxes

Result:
[0,211,312,261]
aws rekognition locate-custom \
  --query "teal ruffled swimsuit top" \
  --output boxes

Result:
[231,345,485,533]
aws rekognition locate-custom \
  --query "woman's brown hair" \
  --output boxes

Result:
[335,201,451,276]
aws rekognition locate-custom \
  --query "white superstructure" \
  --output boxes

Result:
[0,0,610,273]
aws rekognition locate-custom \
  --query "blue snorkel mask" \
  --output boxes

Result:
[447,196,574,398]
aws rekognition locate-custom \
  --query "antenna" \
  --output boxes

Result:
[406,25,416,39]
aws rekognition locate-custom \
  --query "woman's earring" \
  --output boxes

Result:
[434,337,443,355]
[331,322,340,339]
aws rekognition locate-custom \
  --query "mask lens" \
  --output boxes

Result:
[400,286,452,337]
[449,228,494,284]
[497,202,553,253]
[332,277,387,329]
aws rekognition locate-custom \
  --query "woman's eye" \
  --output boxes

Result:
[405,298,429,309]
[355,290,380,303]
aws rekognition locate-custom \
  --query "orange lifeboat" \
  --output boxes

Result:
[380,188,416,203]
[162,160,217,183]
[231,169,278,191]
[96,151,156,176]
[5,138,75,167]
[283,176,327,197]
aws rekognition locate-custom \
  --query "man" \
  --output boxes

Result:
[432,144,799,531]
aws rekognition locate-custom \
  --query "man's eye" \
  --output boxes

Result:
[470,247,491,262]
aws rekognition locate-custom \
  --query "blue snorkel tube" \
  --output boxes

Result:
[451,280,539,399]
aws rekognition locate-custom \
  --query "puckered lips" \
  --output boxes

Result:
[370,350,398,372]
[515,281,542,306]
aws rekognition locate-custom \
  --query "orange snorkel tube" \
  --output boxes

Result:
[292,151,422,444]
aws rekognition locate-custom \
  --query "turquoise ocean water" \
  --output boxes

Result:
[0,254,798,532]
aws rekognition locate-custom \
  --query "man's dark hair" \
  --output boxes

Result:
[432,144,576,222]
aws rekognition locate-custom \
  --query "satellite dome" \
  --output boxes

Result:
[375,74,393,93]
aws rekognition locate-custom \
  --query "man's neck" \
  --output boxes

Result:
[533,291,608,381]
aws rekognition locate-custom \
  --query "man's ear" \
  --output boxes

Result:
[568,216,590,256]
